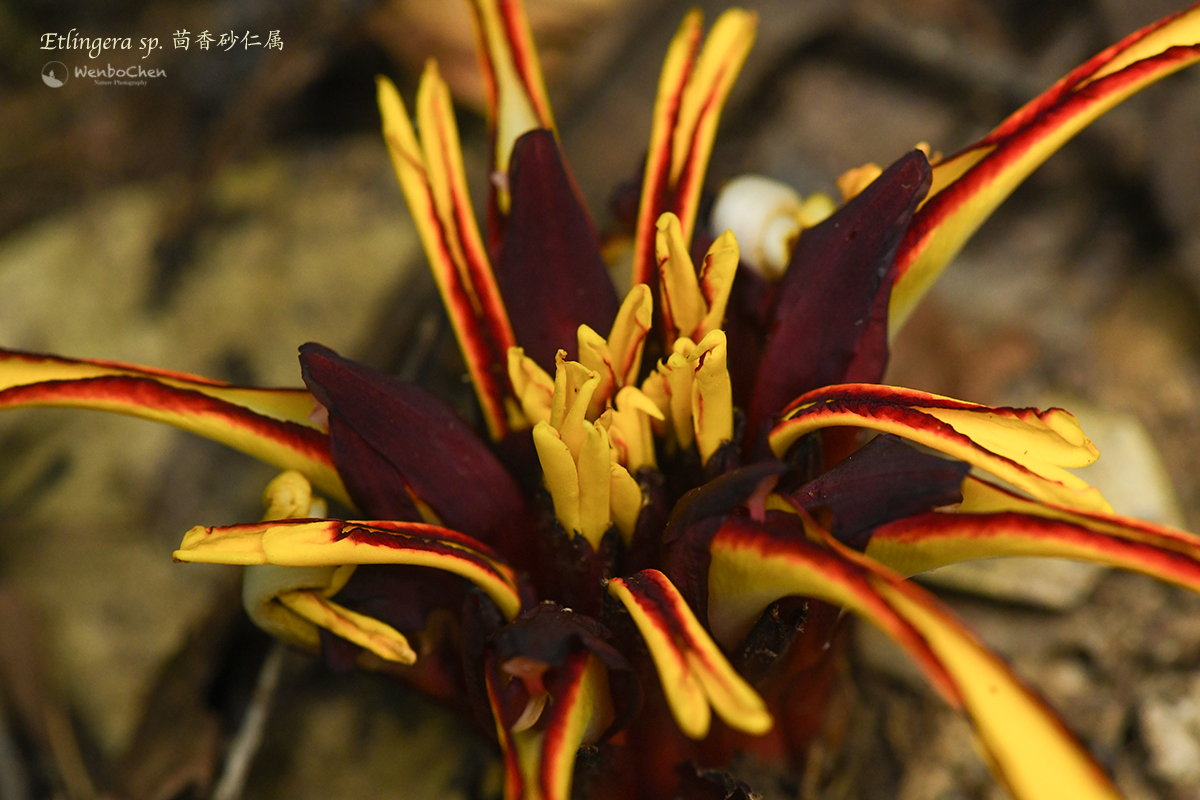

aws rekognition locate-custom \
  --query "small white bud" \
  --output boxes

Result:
[711,175,835,280]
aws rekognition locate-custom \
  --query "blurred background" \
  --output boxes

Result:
[2,0,1200,798]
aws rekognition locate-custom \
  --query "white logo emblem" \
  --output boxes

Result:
[42,62,68,87]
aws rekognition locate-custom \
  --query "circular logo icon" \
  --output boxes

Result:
[42,61,68,88]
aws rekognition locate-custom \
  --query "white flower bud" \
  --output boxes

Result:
[710,175,835,280]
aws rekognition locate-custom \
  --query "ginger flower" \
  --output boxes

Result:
[4,2,1200,799]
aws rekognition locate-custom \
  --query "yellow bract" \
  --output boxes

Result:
[923,405,1098,480]
[531,353,645,549]
[224,471,416,665]
[276,589,417,664]
[377,68,516,441]
[608,573,771,739]
[507,286,653,429]
[491,652,614,800]
[631,9,757,287]
[864,477,1200,591]
[0,352,323,429]
[469,0,556,212]
[655,212,737,347]
[770,388,1112,514]
[0,351,353,508]
[508,346,556,429]
[641,331,734,466]
[689,331,733,466]
[888,5,1200,337]
[261,469,324,520]
[879,588,1121,800]
[606,386,663,474]
[578,285,654,418]
[708,519,1121,800]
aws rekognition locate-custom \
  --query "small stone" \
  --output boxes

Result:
[1138,674,1200,788]
[918,557,1107,611]
[1063,401,1186,528]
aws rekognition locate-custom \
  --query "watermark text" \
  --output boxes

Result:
[41,28,282,59]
